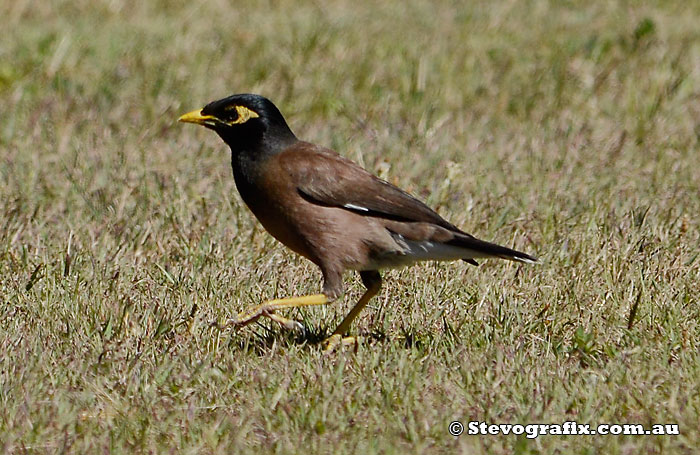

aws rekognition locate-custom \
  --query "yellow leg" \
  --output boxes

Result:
[332,280,380,336]
[324,273,381,353]
[225,294,331,329]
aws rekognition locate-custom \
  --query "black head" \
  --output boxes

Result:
[179,94,297,152]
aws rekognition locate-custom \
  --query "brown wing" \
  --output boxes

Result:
[277,141,537,265]
[279,141,464,232]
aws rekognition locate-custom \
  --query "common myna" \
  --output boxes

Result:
[179,94,536,351]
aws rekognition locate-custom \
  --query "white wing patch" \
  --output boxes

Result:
[343,203,370,212]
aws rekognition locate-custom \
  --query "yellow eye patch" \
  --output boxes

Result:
[223,105,260,125]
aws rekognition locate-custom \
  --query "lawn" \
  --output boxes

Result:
[1,0,698,453]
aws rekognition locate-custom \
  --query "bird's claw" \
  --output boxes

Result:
[267,313,306,333]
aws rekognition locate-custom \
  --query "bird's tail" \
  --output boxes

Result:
[448,234,537,264]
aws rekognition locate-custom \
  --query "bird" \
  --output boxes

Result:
[179,93,536,351]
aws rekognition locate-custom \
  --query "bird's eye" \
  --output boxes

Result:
[222,105,260,125]
[223,105,240,123]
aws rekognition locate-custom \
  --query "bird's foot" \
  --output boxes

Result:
[212,294,329,333]
[216,306,266,329]
[217,306,304,332]
[323,334,360,354]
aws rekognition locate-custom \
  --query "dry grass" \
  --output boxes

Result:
[1,0,699,453]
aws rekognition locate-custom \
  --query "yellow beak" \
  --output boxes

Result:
[178,109,218,125]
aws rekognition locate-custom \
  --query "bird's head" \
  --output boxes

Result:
[179,94,296,152]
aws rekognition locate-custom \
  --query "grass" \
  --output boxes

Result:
[1,0,699,453]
